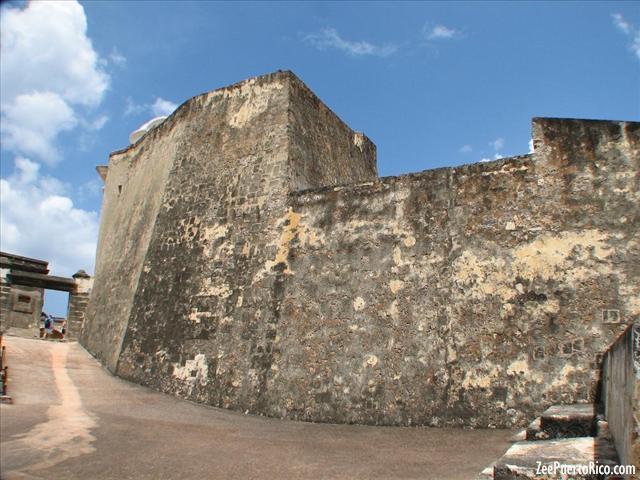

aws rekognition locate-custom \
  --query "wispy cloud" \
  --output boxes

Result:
[612,13,640,60]
[125,96,178,117]
[479,154,504,163]
[151,97,178,116]
[477,137,506,162]
[612,13,632,35]
[490,137,505,151]
[82,115,109,131]
[124,97,146,116]
[109,48,127,67]
[459,144,473,153]
[426,24,458,40]
[304,28,398,57]
[77,178,104,201]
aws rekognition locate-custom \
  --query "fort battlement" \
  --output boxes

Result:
[82,71,639,428]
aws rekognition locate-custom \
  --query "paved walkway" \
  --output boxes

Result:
[1,335,514,479]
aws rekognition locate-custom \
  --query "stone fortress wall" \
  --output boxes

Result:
[81,71,639,428]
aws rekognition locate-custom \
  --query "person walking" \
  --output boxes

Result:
[43,313,53,339]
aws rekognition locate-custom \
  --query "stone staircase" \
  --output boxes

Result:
[478,404,622,479]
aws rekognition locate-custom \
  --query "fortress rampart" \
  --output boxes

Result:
[81,71,639,427]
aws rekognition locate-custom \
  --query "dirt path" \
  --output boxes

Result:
[2,341,96,477]
[1,336,515,479]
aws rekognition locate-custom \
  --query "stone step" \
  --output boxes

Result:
[525,417,545,441]
[526,404,597,441]
[493,436,621,479]
[475,462,495,480]
[476,432,526,479]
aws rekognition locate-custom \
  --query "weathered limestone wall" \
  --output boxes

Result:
[4,285,43,330]
[81,99,183,371]
[114,72,294,409]
[82,69,639,429]
[602,322,640,470]
[277,118,639,427]
[0,253,49,332]
[84,72,376,412]
[287,76,377,190]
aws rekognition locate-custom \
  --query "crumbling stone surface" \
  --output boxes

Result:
[281,119,638,426]
[82,71,376,409]
[81,71,640,428]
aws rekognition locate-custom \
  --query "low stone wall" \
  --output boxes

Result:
[602,322,640,470]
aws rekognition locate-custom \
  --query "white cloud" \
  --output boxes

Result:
[151,98,178,116]
[490,137,505,151]
[478,154,503,163]
[304,28,398,57]
[86,115,109,131]
[426,24,458,40]
[124,97,147,116]
[77,178,104,201]
[0,158,99,276]
[612,13,632,35]
[109,48,127,67]
[1,92,77,164]
[13,156,39,184]
[528,139,534,153]
[612,13,640,60]
[459,144,473,153]
[125,97,178,117]
[0,1,110,163]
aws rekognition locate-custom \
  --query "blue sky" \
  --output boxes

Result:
[1,1,639,316]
